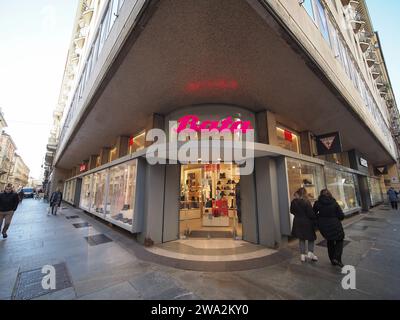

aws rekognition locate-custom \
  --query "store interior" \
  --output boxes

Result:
[179,163,242,239]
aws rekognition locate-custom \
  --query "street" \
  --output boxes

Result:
[0,199,399,300]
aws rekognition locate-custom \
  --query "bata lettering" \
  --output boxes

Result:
[176,115,253,133]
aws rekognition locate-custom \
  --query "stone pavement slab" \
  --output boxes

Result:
[1,199,400,300]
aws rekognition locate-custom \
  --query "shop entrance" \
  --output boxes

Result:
[179,164,243,239]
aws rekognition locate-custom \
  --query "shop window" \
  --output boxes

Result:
[368,177,383,206]
[80,174,93,210]
[129,132,146,153]
[276,127,300,153]
[325,167,360,212]
[287,159,325,203]
[180,163,242,239]
[105,160,137,229]
[90,170,108,214]
[109,147,117,162]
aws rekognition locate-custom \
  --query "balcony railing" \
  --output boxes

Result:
[57,0,129,160]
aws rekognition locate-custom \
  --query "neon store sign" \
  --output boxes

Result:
[176,115,253,133]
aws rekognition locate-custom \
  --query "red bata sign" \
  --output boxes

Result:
[176,115,253,133]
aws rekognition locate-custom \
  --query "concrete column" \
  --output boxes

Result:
[255,157,282,248]
[162,164,181,242]
[240,171,259,244]
[115,136,129,158]
[255,110,277,145]
[88,155,98,170]
[49,167,69,195]
[99,148,110,166]
[300,131,314,156]
[145,113,165,147]
[137,162,166,245]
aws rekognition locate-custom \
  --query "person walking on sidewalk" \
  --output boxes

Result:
[290,188,318,263]
[0,184,20,239]
[49,189,63,215]
[387,187,398,210]
[313,189,345,268]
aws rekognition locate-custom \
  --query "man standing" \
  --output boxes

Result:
[0,184,20,239]
[49,189,63,215]
[387,187,398,210]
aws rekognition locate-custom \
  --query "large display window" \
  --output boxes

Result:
[287,159,325,203]
[179,163,242,239]
[90,170,108,215]
[368,177,383,206]
[64,179,76,204]
[325,167,360,212]
[80,174,93,210]
[105,159,137,230]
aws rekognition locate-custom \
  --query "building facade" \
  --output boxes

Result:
[10,154,30,190]
[0,133,17,191]
[47,0,399,249]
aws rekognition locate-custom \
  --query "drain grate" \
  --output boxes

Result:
[346,224,368,231]
[85,234,113,246]
[362,217,386,222]
[12,263,72,300]
[66,215,80,219]
[317,240,351,248]
[72,222,91,228]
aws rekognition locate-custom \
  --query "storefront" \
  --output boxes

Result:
[179,163,242,239]
[72,157,144,233]
[59,105,383,249]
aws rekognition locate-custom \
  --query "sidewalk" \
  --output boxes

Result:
[0,199,399,300]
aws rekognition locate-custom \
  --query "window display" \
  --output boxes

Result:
[80,174,92,210]
[106,159,137,230]
[90,170,108,215]
[129,131,146,153]
[287,159,324,203]
[64,179,76,204]
[325,167,360,212]
[180,163,242,239]
[368,177,383,206]
[277,127,300,153]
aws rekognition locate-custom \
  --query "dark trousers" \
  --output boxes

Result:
[390,201,398,210]
[327,240,344,263]
[51,204,58,215]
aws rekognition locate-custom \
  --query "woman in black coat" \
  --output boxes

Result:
[290,188,318,262]
[313,189,345,268]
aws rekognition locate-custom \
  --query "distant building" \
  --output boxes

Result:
[0,132,17,190]
[10,154,30,189]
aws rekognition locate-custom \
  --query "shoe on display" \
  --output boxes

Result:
[300,254,306,262]
[307,252,318,261]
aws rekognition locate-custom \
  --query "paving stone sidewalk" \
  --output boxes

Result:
[1,199,399,300]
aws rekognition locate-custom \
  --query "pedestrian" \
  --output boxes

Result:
[290,187,318,262]
[17,188,24,203]
[0,184,20,239]
[387,187,398,210]
[313,189,345,268]
[49,189,63,215]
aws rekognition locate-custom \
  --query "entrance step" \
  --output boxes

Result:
[188,230,233,238]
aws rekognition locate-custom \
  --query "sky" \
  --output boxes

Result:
[366,0,400,110]
[0,0,78,179]
[0,0,398,180]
